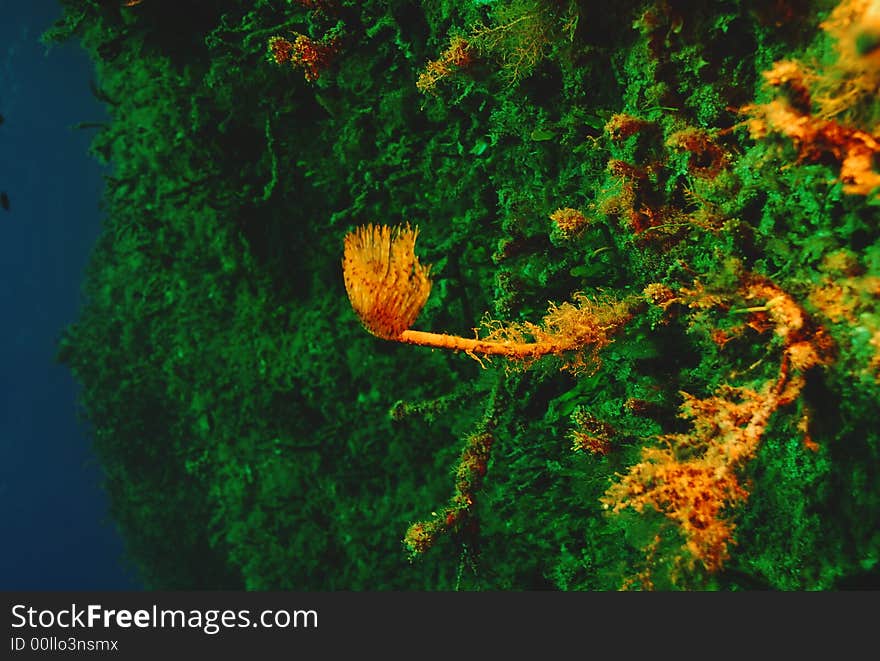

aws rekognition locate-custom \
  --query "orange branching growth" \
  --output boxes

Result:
[570,409,614,455]
[604,113,652,141]
[418,1,578,92]
[468,1,577,85]
[751,2,880,121]
[603,277,833,581]
[809,271,880,323]
[291,0,334,11]
[404,430,494,558]
[599,117,732,245]
[268,33,340,82]
[550,207,589,238]
[666,128,729,179]
[807,250,880,381]
[746,97,880,195]
[473,293,634,372]
[808,249,880,322]
[643,282,678,310]
[604,385,770,575]
[342,224,633,367]
[815,0,880,119]
[600,155,723,242]
[744,0,880,195]
[416,36,474,94]
[761,60,814,112]
[870,331,880,380]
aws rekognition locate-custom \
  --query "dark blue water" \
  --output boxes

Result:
[1,1,140,589]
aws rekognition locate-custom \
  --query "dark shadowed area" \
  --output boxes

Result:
[0,0,140,589]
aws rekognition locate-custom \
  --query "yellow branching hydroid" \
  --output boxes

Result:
[342,223,432,340]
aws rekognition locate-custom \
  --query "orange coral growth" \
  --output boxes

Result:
[416,36,474,94]
[746,98,880,195]
[605,113,652,141]
[643,283,677,310]
[870,331,880,379]
[807,250,880,324]
[744,1,880,194]
[550,207,589,238]
[474,293,634,372]
[268,35,294,65]
[603,387,760,573]
[268,33,340,82]
[761,60,814,113]
[603,277,832,580]
[806,253,880,381]
[815,0,880,118]
[602,157,705,242]
[291,0,335,10]
[809,273,880,323]
[570,409,614,455]
[677,279,732,312]
[404,431,494,558]
[403,520,443,556]
[666,127,729,179]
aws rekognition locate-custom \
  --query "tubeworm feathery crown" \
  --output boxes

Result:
[342,223,632,366]
[342,223,432,339]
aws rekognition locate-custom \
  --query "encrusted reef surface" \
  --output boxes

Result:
[52,0,880,589]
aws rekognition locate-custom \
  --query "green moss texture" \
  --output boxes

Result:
[52,0,880,589]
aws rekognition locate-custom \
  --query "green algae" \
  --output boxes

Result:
[49,0,880,589]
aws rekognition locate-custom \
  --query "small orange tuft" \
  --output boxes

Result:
[268,35,294,65]
[417,36,474,94]
[550,207,589,238]
[268,33,340,82]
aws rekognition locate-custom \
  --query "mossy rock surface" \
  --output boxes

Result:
[52,0,880,589]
